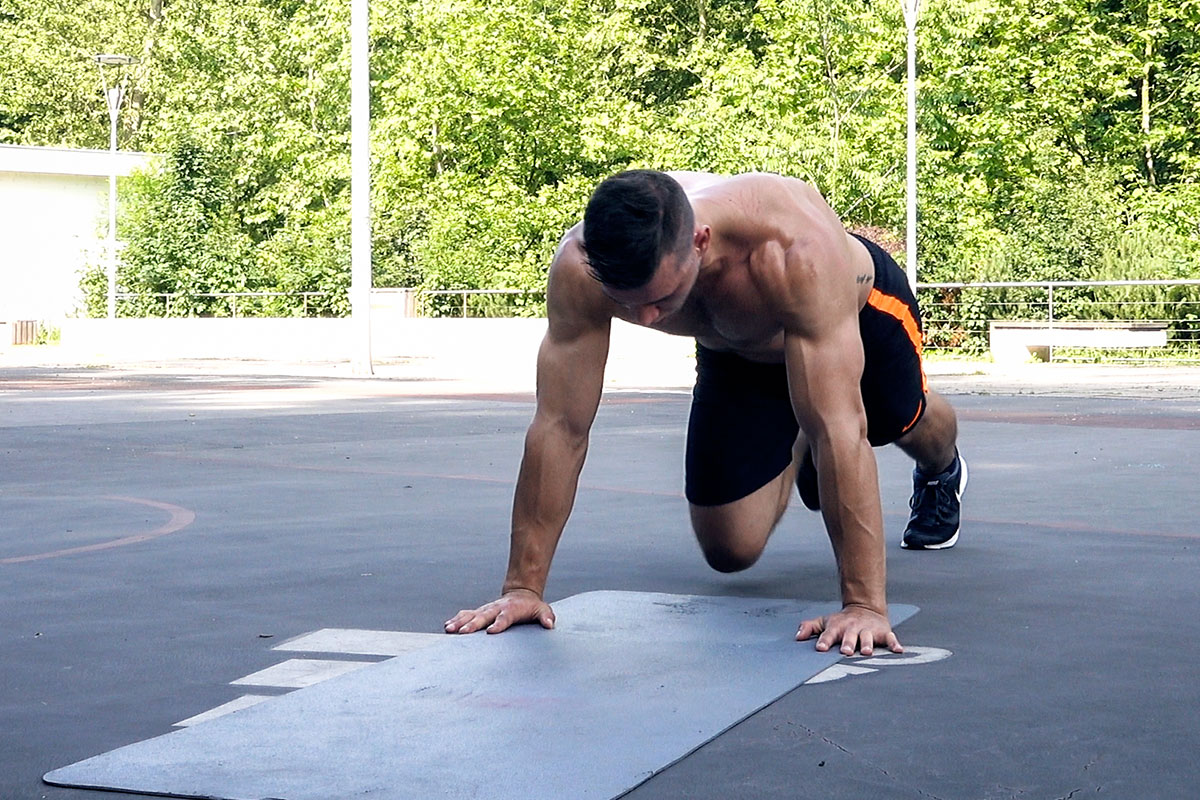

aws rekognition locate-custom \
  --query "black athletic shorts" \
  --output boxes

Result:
[684,234,927,507]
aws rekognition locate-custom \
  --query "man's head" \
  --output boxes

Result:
[582,170,696,292]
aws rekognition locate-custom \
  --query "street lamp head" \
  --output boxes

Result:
[94,54,139,66]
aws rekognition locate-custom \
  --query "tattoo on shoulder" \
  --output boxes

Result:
[856,273,874,285]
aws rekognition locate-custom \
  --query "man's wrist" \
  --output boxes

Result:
[841,600,887,617]
[501,584,544,600]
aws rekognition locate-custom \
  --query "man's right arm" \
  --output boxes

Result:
[444,241,611,634]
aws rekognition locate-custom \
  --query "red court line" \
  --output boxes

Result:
[968,515,1200,541]
[884,510,1200,542]
[0,496,197,565]
[152,451,685,500]
[0,378,313,392]
[957,408,1200,431]
[150,451,1200,541]
[417,392,683,405]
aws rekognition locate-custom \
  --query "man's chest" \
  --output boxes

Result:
[637,272,786,355]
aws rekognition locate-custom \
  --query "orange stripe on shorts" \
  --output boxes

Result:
[866,287,929,395]
[901,395,926,435]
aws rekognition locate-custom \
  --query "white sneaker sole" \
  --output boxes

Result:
[901,454,968,550]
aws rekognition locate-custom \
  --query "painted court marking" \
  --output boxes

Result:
[0,496,196,565]
[175,696,273,728]
[804,646,954,684]
[172,632,439,727]
[274,628,444,657]
[230,659,374,689]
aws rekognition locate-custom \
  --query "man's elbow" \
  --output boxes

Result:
[528,411,591,455]
[809,414,869,453]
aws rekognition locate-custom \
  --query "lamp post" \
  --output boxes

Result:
[902,0,920,291]
[350,0,373,374]
[94,53,138,319]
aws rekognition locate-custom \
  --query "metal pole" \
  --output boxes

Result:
[350,0,374,374]
[903,0,920,291]
[106,85,121,319]
[96,56,137,318]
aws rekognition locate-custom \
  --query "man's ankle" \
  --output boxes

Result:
[916,449,958,479]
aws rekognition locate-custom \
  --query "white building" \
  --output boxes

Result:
[0,144,153,328]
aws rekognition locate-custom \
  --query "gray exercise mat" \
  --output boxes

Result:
[45,591,918,800]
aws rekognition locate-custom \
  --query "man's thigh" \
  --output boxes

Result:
[685,346,799,509]
[855,235,929,447]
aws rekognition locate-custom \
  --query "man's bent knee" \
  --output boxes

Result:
[688,470,792,573]
[690,494,783,574]
[699,539,764,573]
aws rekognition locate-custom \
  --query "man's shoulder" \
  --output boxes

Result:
[730,178,840,257]
[547,224,614,328]
[738,186,854,316]
[549,223,591,286]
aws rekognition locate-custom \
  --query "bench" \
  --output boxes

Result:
[989,320,1168,363]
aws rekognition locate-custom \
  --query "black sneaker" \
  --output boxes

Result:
[902,451,967,550]
[796,446,820,511]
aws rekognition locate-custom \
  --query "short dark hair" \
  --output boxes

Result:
[581,170,695,290]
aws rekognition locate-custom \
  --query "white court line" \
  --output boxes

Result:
[231,659,374,689]
[804,646,954,684]
[174,695,273,727]
[174,632,426,729]
[274,628,444,657]
[857,646,952,666]
[803,664,878,684]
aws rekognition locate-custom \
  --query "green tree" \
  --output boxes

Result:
[6,0,1199,321]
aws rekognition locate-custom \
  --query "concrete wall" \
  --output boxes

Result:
[54,316,698,389]
[0,170,102,321]
[0,145,153,323]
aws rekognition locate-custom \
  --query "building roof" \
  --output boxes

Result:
[0,144,154,178]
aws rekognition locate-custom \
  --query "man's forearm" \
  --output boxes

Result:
[502,416,589,598]
[815,436,888,614]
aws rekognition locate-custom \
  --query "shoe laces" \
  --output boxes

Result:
[910,467,957,526]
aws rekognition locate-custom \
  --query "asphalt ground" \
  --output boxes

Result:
[2,361,1199,799]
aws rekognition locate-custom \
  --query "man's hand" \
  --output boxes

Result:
[796,605,902,656]
[444,589,555,635]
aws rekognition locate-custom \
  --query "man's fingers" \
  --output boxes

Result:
[443,610,473,633]
[798,608,898,657]
[446,597,556,635]
[795,616,825,642]
[445,606,498,634]
[486,608,514,634]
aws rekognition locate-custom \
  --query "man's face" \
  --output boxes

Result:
[602,238,703,328]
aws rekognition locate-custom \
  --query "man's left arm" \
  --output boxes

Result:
[769,238,903,657]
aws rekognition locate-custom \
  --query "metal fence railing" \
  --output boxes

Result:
[414,281,1200,362]
[106,280,1200,363]
[113,291,335,317]
[917,279,1200,363]
[418,289,546,318]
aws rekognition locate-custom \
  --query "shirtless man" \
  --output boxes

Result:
[444,170,967,656]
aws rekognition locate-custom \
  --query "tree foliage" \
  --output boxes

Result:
[1,0,1196,317]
